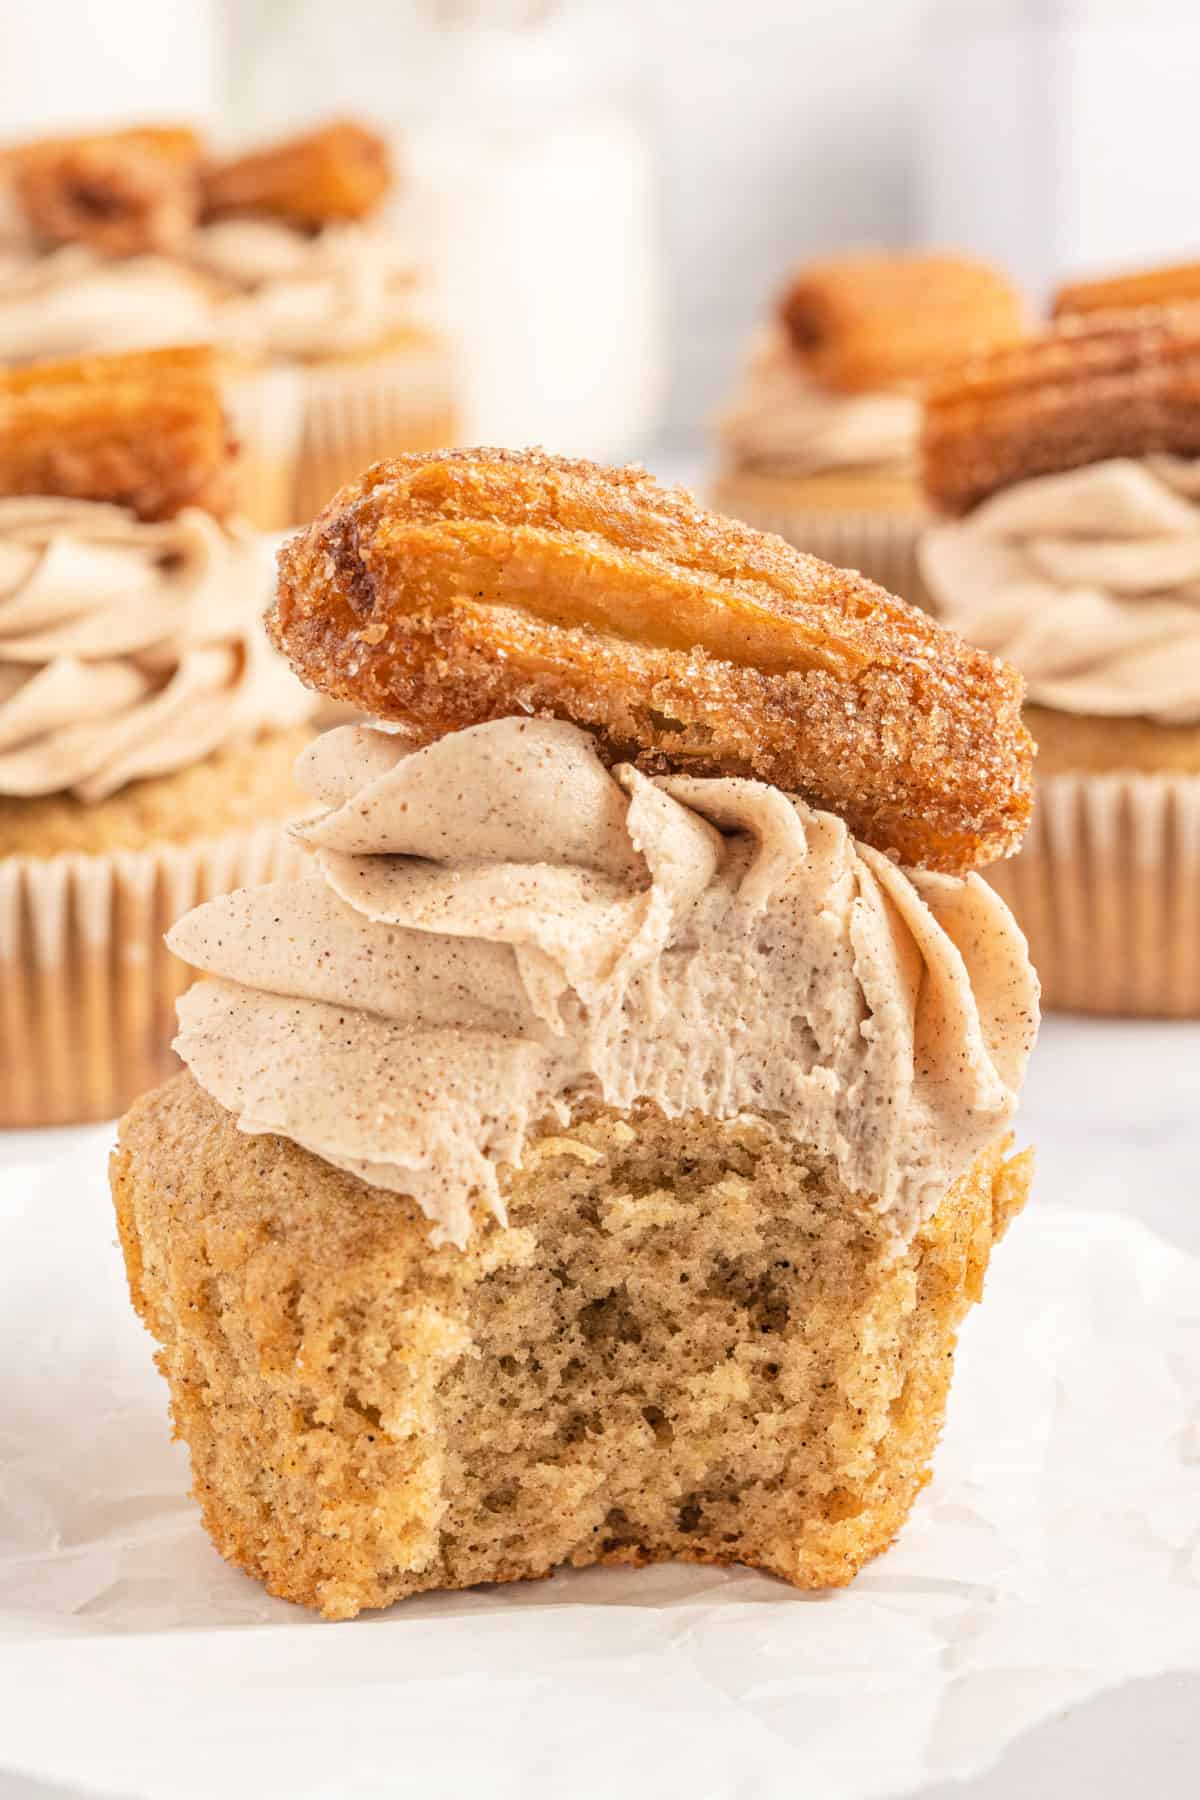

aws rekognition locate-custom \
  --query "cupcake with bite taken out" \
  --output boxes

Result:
[112,448,1038,1618]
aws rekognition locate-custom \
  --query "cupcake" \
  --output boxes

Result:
[0,124,303,530]
[0,346,315,1126]
[0,119,458,529]
[112,449,1038,1618]
[195,119,458,522]
[713,253,1025,608]
[919,306,1200,1015]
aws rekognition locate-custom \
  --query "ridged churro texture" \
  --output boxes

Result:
[0,346,233,521]
[779,254,1025,393]
[113,1073,1030,1618]
[1053,260,1200,320]
[5,125,202,256]
[271,448,1033,874]
[200,120,391,227]
[922,308,1200,516]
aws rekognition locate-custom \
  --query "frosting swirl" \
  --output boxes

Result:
[0,498,313,802]
[187,219,428,360]
[169,717,1038,1249]
[718,328,920,477]
[920,457,1200,723]
[0,247,217,361]
[0,216,431,365]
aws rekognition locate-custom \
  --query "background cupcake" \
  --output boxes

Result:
[0,345,314,1125]
[195,118,459,522]
[920,306,1200,1016]
[0,123,303,529]
[712,252,1025,609]
[0,118,458,530]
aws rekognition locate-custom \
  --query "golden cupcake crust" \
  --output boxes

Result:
[922,307,1200,516]
[711,466,926,520]
[5,125,202,257]
[1026,705,1200,777]
[271,447,1033,874]
[0,346,234,522]
[200,119,391,228]
[779,253,1025,393]
[0,724,311,858]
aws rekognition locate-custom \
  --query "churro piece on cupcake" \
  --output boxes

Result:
[1053,259,1200,320]
[271,447,1032,873]
[5,125,203,257]
[200,119,391,229]
[922,307,1200,516]
[0,345,234,521]
[778,253,1025,394]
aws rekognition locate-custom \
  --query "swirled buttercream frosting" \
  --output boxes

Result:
[0,218,429,364]
[169,717,1038,1249]
[719,328,920,478]
[0,497,313,801]
[920,457,1200,723]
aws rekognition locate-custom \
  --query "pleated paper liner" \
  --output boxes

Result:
[222,361,306,533]
[985,772,1200,1017]
[0,822,304,1128]
[291,338,459,523]
[710,473,933,615]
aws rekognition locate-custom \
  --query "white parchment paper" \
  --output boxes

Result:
[0,1126,1198,1800]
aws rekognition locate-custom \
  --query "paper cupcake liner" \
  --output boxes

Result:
[222,364,307,532]
[711,489,931,614]
[0,822,303,1128]
[292,345,459,523]
[985,771,1200,1016]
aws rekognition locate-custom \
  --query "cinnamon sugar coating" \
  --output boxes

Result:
[779,253,1024,393]
[0,346,233,521]
[200,120,391,228]
[922,307,1200,516]
[6,125,202,257]
[1053,260,1200,320]
[270,448,1033,873]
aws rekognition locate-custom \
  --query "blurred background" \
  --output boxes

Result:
[2,0,1198,457]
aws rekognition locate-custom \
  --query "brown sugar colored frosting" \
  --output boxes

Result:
[170,717,1039,1249]
[920,457,1200,722]
[187,219,427,361]
[0,497,312,800]
[717,327,920,478]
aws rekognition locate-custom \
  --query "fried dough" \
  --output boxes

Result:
[779,253,1024,393]
[200,119,390,228]
[271,448,1032,872]
[6,125,202,256]
[1053,259,1200,320]
[923,306,1200,515]
[0,346,233,520]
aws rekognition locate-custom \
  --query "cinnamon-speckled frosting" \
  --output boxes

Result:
[920,457,1200,723]
[169,717,1038,1249]
[718,327,920,478]
[0,498,313,801]
[188,218,428,360]
[0,246,218,361]
[0,210,429,364]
